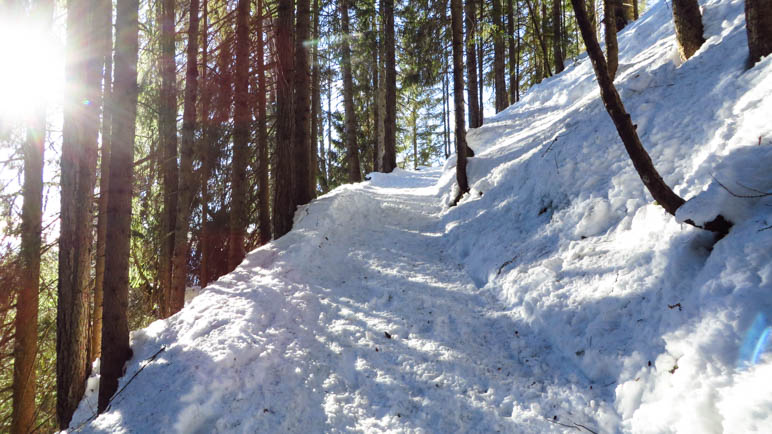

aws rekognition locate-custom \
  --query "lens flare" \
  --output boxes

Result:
[739,313,772,368]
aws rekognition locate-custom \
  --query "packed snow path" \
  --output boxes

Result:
[75,169,598,432]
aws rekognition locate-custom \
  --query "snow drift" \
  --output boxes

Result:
[70,0,772,432]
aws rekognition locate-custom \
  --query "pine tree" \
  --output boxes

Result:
[451,0,469,205]
[672,0,705,60]
[745,0,772,66]
[341,0,362,182]
[494,0,509,111]
[294,0,314,203]
[604,0,619,79]
[381,0,398,173]
[465,0,482,128]
[256,0,271,244]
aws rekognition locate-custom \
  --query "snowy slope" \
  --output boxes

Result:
[70,0,772,432]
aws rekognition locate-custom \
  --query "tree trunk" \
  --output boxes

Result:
[98,0,138,413]
[525,0,553,77]
[745,0,772,66]
[272,0,296,238]
[310,0,321,196]
[294,0,313,204]
[228,0,250,270]
[478,0,484,123]
[570,0,731,235]
[672,0,705,61]
[341,0,362,183]
[604,0,619,79]
[371,17,380,173]
[12,3,51,431]
[159,0,179,318]
[493,0,508,112]
[199,0,210,287]
[257,0,271,244]
[553,0,565,73]
[633,0,638,20]
[507,0,519,104]
[465,0,481,128]
[169,0,199,315]
[451,0,469,205]
[58,0,100,425]
[381,0,397,173]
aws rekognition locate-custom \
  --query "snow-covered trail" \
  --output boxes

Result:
[75,168,592,433]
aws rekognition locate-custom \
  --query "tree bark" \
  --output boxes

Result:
[451,0,469,205]
[310,0,321,196]
[272,0,296,238]
[199,0,211,287]
[745,0,772,66]
[570,0,731,235]
[159,0,179,318]
[257,0,271,244]
[98,0,138,413]
[294,0,314,204]
[465,0,481,128]
[671,0,705,61]
[12,3,51,431]
[604,0,619,79]
[507,0,520,104]
[493,0,508,112]
[228,0,250,270]
[91,0,113,364]
[552,0,565,73]
[58,0,100,425]
[381,0,397,173]
[525,0,553,77]
[169,0,199,315]
[341,0,362,183]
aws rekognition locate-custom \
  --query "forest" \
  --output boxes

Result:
[0,0,770,431]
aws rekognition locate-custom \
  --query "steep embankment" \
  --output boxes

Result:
[71,0,772,432]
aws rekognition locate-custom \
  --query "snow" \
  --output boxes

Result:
[69,0,772,432]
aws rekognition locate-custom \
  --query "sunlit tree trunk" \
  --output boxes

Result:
[159,0,178,317]
[98,0,138,413]
[604,0,619,79]
[294,0,314,203]
[672,0,705,61]
[170,0,200,314]
[451,0,469,205]
[58,0,100,425]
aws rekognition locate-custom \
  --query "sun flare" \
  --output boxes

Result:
[0,16,64,122]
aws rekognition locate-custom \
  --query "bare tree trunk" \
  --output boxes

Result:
[507,0,519,104]
[310,0,321,196]
[257,0,271,244]
[169,0,200,315]
[341,0,362,182]
[745,0,772,66]
[228,0,250,270]
[98,0,138,413]
[272,0,296,238]
[478,0,484,123]
[58,0,100,424]
[604,0,619,79]
[493,0,508,112]
[159,0,179,318]
[13,2,51,430]
[525,0,553,77]
[570,0,731,235]
[451,0,469,205]
[91,0,113,363]
[633,0,638,20]
[552,0,564,73]
[672,0,705,61]
[294,0,313,204]
[465,0,482,128]
[381,0,397,173]
[199,0,211,286]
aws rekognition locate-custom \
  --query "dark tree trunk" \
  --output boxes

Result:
[91,0,113,363]
[465,0,482,128]
[552,0,564,73]
[372,15,380,172]
[451,0,469,205]
[493,0,508,112]
[12,3,51,431]
[633,0,638,20]
[341,0,362,182]
[99,0,138,412]
[170,0,200,315]
[381,0,397,173]
[228,0,250,270]
[294,0,313,204]
[570,0,731,235]
[745,0,772,66]
[58,0,100,425]
[507,0,519,104]
[672,0,705,61]
[199,0,211,286]
[310,0,321,196]
[159,0,178,317]
[257,0,271,244]
[272,0,296,238]
[477,0,484,123]
[604,0,619,79]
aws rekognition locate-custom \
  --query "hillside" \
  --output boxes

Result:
[70,0,772,432]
